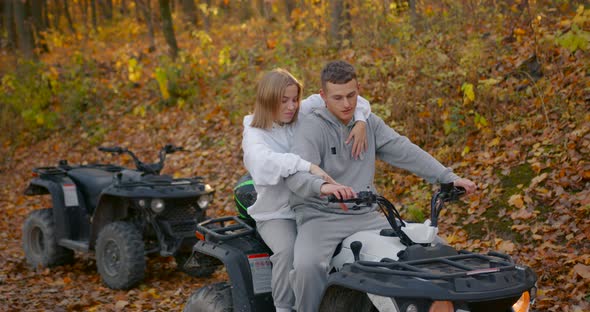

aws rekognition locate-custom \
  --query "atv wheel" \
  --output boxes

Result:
[22,208,75,268]
[183,282,232,312]
[96,221,145,289]
[319,286,377,312]
[175,252,219,278]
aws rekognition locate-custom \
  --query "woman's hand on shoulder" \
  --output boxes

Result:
[347,121,367,160]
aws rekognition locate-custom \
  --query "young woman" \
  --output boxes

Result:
[241,68,371,312]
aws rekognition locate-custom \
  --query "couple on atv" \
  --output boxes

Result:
[241,60,477,312]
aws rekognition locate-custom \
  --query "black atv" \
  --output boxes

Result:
[182,178,537,312]
[22,144,219,289]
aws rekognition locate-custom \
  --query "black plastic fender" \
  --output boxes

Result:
[24,177,77,242]
[190,238,274,312]
[90,193,130,249]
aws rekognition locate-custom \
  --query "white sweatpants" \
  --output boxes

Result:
[256,219,297,311]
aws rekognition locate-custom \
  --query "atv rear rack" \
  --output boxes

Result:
[196,216,256,242]
[33,163,124,177]
[350,250,517,280]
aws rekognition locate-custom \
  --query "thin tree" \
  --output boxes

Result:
[135,0,156,52]
[62,0,77,34]
[159,0,179,59]
[181,0,198,27]
[13,0,35,59]
[329,0,352,49]
[31,0,48,52]
[90,0,99,31]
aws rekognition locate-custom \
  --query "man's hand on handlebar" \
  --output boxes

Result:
[320,183,356,201]
[453,178,477,194]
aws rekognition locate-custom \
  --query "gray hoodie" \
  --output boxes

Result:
[285,107,459,214]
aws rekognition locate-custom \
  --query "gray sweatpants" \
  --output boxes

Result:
[256,219,297,310]
[289,208,391,312]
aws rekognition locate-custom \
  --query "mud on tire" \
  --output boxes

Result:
[96,221,145,289]
[183,282,232,312]
[22,208,75,268]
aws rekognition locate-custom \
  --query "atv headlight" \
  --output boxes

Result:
[197,194,212,209]
[512,291,531,312]
[151,199,165,213]
[404,304,418,312]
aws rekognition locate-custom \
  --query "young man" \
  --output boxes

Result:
[285,60,476,312]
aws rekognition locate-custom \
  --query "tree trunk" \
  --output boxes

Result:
[99,0,113,20]
[181,0,198,27]
[62,0,76,34]
[53,0,62,31]
[285,0,296,19]
[120,0,129,15]
[329,0,352,49]
[42,0,50,28]
[202,0,212,31]
[135,0,156,51]
[3,1,17,50]
[31,0,48,52]
[408,0,417,27]
[90,0,98,31]
[13,0,36,59]
[158,0,179,59]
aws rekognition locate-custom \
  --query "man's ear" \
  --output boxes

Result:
[320,89,327,105]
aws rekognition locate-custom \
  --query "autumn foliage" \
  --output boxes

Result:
[0,0,589,311]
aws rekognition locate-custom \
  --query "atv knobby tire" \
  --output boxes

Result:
[175,252,219,278]
[22,208,75,268]
[319,286,377,312]
[96,221,145,289]
[183,282,232,312]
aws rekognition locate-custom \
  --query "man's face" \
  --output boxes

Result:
[320,79,359,124]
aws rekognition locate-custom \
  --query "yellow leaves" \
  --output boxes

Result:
[461,146,470,157]
[218,47,231,67]
[128,58,142,83]
[461,82,475,105]
[488,137,501,147]
[155,67,170,101]
[132,105,146,117]
[495,239,515,253]
[508,194,525,209]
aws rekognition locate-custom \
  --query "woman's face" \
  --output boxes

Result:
[275,84,299,124]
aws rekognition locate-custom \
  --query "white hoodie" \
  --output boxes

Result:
[241,95,371,221]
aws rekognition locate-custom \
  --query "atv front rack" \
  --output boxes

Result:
[351,250,517,280]
[330,249,537,301]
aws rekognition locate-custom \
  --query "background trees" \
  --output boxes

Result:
[0,1,589,311]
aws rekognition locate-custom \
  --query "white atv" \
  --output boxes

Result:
[183,181,537,312]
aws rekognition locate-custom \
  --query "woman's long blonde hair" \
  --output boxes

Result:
[250,68,303,129]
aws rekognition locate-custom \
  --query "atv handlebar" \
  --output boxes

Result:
[98,144,184,175]
[327,184,466,246]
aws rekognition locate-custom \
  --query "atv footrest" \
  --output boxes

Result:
[59,239,89,252]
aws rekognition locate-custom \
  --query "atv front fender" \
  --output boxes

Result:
[90,194,130,249]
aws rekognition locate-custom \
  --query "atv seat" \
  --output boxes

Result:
[68,168,114,213]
